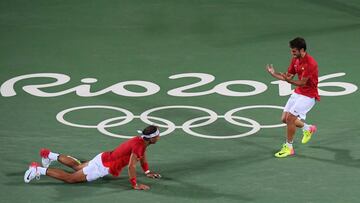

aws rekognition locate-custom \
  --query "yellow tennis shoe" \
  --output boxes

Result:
[275,144,295,158]
[302,125,317,144]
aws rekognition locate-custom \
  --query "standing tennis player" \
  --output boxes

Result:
[266,37,319,158]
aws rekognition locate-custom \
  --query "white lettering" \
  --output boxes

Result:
[318,73,358,96]
[271,72,357,96]
[110,81,160,97]
[214,80,267,96]
[167,73,267,97]
[1,72,357,98]
[167,73,215,96]
[1,73,71,97]
[1,73,160,97]
[270,80,292,96]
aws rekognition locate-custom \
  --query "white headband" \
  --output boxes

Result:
[137,129,160,138]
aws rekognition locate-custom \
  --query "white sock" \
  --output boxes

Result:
[302,123,311,131]
[38,167,47,175]
[286,141,293,148]
[48,152,59,161]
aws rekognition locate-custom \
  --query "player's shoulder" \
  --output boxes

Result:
[120,136,139,146]
[132,136,145,146]
[127,136,140,141]
[305,53,318,67]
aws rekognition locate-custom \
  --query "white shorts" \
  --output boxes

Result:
[82,153,109,182]
[283,92,315,120]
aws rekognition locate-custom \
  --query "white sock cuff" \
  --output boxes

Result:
[38,167,47,175]
[48,152,59,161]
[302,123,310,131]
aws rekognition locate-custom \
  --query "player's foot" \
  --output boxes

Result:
[24,162,41,183]
[40,148,54,168]
[274,144,295,158]
[302,125,317,144]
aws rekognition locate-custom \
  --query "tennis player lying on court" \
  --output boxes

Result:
[24,125,161,190]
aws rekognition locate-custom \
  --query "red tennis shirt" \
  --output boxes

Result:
[287,53,320,101]
[101,136,146,176]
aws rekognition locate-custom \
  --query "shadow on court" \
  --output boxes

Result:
[146,153,275,201]
[147,177,253,202]
[4,172,131,199]
[298,145,360,168]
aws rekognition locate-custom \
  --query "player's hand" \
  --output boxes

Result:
[146,171,162,179]
[133,183,150,190]
[266,64,275,75]
[281,72,291,82]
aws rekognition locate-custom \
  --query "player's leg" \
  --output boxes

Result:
[24,162,87,183]
[73,161,89,171]
[288,94,316,144]
[46,168,87,183]
[25,153,108,183]
[282,111,304,128]
[293,95,317,144]
[281,111,288,124]
[285,113,298,144]
[275,95,297,158]
[58,155,86,171]
[295,118,304,128]
[275,93,317,157]
[40,148,84,171]
[276,94,305,157]
[275,112,296,158]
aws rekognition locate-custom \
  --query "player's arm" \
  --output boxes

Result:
[128,153,150,190]
[140,154,161,179]
[281,73,308,86]
[266,64,294,81]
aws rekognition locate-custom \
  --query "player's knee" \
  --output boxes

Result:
[286,114,296,123]
[73,165,83,171]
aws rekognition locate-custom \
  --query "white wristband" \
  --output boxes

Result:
[145,170,150,174]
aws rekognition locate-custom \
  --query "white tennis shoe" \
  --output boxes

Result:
[24,162,40,183]
[40,148,54,168]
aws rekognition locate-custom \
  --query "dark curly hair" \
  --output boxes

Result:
[289,37,307,51]
[141,125,158,140]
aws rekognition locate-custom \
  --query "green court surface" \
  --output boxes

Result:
[1,0,360,202]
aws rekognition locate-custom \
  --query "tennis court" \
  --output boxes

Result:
[1,0,360,202]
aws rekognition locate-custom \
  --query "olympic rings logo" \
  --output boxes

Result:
[56,105,286,139]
